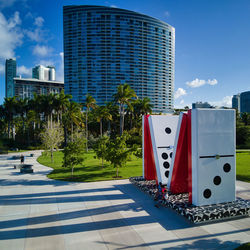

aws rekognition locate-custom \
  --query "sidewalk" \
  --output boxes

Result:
[0,151,249,250]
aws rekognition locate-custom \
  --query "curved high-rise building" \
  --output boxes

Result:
[63,5,175,113]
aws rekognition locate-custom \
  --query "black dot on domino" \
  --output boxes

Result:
[213,176,221,185]
[223,163,231,173]
[161,152,168,160]
[170,152,173,158]
[203,189,211,199]
[165,171,169,178]
[163,161,170,169]
[165,127,171,134]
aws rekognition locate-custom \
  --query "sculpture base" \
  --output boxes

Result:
[130,177,250,224]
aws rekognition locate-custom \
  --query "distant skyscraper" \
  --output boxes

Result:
[5,58,17,98]
[63,5,175,113]
[232,91,250,113]
[232,94,240,111]
[32,65,56,81]
[240,91,250,113]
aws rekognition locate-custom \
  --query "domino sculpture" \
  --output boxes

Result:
[143,108,236,206]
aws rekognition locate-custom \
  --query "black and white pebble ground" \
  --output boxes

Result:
[129,176,250,224]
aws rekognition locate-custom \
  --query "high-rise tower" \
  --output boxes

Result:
[5,58,17,98]
[63,5,175,113]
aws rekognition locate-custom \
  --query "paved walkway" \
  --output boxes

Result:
[0,151,249,250]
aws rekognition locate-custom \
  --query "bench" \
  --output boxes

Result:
[19,164,34,173]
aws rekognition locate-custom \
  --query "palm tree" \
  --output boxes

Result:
[63,101,84,143]
[29,93,43,128]
[54,90,72,123]
[0,105,7,136]
[83,94,96,151]
[95,105,112,137]
[41,93,57,128]
[3,97,18,139]
[113,84,137,135]
[135,97,153,116]
[16,98,29,137]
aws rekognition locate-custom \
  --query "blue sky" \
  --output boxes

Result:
[0,0,250,108]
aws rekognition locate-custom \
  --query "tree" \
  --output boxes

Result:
[63,101,84,143]
[16,98,28,138]
[95,106,112,136]
[241,112,250,126]
[93,135,109,168]
[83,94,96,151]
[54,90,72,123]
[134,97,153,116]
[106,132,136,178]
[40,122,64,162]
[3,97,18,139]
[41,93,56,128]
[63,133,86,177]
[113,84,137,135]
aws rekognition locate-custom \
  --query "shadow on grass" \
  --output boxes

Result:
[237,175,250,183]
[48,168,118,182]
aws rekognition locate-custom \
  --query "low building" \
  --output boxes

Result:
[13,77,64,100]
[192,102,212,109]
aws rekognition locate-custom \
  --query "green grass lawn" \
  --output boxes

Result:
[37,150,142,182]
[37,150,250,183]
[236,151,250,182]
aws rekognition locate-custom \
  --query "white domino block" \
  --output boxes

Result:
[149,115,179,184]
[191,109,236,206]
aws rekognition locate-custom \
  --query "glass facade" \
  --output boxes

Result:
[5,58,17,98]
[63,5,175,113]
[240,91,250,113]
[232,94,240,111]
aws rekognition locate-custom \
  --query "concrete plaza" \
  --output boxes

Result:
[0,151,249,250]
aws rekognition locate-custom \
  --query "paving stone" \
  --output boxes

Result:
[0,151,250,250]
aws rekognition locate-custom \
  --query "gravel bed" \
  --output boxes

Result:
[130,176,250,223]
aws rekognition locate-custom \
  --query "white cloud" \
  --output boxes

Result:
[110,5,118,8]
[0,11,23,66]
[175,88,187,99]
[207,79,218,86]
[32,45,53,57]
[180,99,184,105]
[25,16,47,42]
[186,78,218,88]
[25,28,42,42]
[34,16,44,27]
[8,11,21,28]
[17,65,31,76]
[210,96,232,108]
[186,78,206,88]
[0,64,4,74]
[164,11,170,17]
